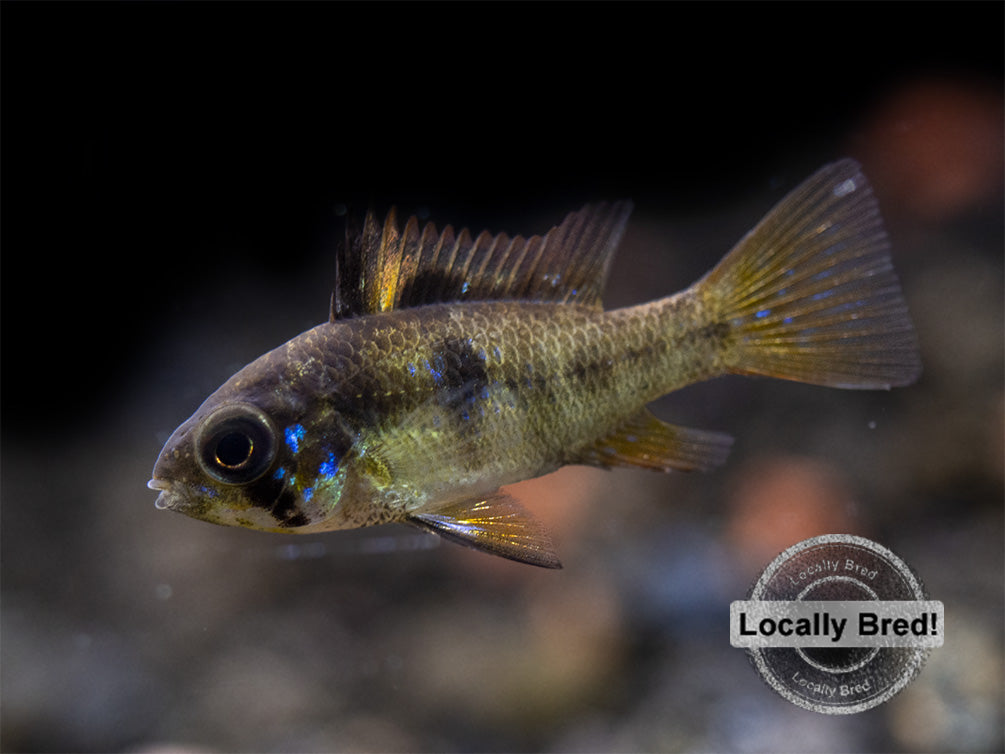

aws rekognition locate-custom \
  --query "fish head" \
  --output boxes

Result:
[149,340,356,532]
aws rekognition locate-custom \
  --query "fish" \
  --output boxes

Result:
[149,159,921,568]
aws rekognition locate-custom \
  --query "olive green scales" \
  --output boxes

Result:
[150,160,921,568]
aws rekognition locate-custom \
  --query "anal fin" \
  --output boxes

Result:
[576,410,733,473]
[408,492,562,569]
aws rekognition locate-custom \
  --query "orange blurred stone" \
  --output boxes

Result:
[853,76,1004,222]
[725,456,859,570]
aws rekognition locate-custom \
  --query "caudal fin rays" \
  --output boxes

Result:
[701,159,921,390]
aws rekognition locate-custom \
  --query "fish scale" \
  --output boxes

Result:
[150,160,920,568]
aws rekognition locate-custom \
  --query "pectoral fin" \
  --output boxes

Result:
[408,492,562,569]
[576,409,733,472]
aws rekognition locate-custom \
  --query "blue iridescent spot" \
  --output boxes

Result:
[319,452,339,478]
[285,424,305,454]
[755,309,771,319]
[407,362,417,377]
[425,356,446,384]
[273,467,286,480]
[461,281,470,294]
[303,487,314,502]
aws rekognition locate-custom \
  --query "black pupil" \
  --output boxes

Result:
[215,431,253,468]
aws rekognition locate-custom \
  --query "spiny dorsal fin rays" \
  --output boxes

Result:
[331,201,634,319]
[332,206,381,321]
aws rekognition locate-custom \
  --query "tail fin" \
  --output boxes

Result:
[700,159,921,390]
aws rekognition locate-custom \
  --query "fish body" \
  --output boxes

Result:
[150,160,920,567]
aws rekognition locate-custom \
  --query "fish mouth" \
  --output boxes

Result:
[148,478,182,511]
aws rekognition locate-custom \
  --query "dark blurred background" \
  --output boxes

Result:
[2,2,1002,752]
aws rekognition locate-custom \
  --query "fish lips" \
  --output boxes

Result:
[148,418,201,512]
[147,477,187,512]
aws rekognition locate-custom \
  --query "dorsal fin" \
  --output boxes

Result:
[331,201,633,320]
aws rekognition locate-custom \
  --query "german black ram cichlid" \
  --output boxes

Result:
[149,160,921,568]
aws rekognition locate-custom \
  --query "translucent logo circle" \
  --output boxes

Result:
[730,534,943,714]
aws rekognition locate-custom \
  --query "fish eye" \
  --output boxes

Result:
[195,404,278,485]
[215,431,254,468]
